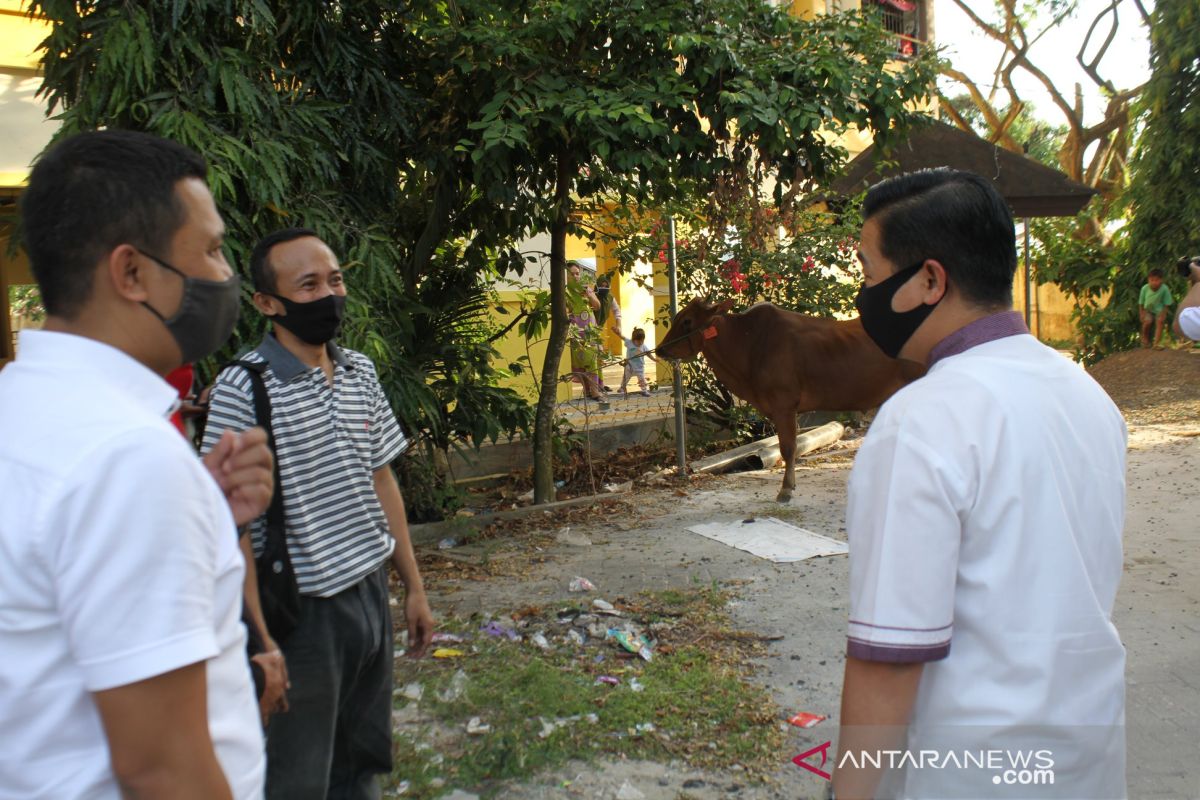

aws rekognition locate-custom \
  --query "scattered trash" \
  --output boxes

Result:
[432,648,465,659]
[742,518,756,524]
[596,675,620,686]
[554,480,566,489]
[603,480,633,493]
[616,781,646,800]
[608,629,654,662]
[400,682,423,701]
[431,632,465,644]
[555,527,593,547]
[633,722,657,735]
[629,677,645,693]
[438,669,468,702]
[480,621,521,641]
[557,609,581,623]
[585,713,599,724]
[567,629,586,646]
[519,488,534,503]
[466,717,490,735]
[530,632,551,650]
[394,779,410,795]
[592,598,623,616]
[787,711,828,728]
[437,537,458,550]
[569,576,597,592]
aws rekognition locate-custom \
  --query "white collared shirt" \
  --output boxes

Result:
[0,331,263,799]
[847,333,1128,798]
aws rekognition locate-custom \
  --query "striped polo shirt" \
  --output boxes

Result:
[202,334,408,597]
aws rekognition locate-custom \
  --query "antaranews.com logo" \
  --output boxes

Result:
[794,742,1055,787]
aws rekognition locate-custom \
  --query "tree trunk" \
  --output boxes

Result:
[531,152,574,504]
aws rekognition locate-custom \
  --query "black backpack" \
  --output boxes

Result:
[222,360,302,642]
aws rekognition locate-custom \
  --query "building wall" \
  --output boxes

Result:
[1,3,55,366]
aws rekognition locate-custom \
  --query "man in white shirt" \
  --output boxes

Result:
[0,130,269,798]
[834,168,1128,800]
[1172,257,1200,341]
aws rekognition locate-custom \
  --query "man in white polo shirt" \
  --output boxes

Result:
[0,131,267,798]
[833,169,1127,799]
[1172,257,1200,341]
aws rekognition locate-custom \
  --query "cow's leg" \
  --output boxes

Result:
[774,411,798,502]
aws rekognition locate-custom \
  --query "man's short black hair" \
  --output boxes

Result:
[249,227,319,294]
[19,129,207,318]
[1148,267,1164,279]
[863,168,1017,307]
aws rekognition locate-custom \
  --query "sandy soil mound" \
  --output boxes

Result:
[1087,347,1200,425]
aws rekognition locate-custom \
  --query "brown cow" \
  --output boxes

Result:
[659,298,925,501]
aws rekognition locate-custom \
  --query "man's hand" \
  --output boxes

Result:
[405,590,435,659]
[250,648,289,726]
[203,428,274,526]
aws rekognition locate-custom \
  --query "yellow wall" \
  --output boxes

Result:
[1,3,53,367]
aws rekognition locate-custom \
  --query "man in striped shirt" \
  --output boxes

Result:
[203,228,434,800]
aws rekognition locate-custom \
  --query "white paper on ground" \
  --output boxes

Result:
[686,516,848,563]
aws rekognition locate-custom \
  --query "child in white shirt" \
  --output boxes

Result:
[614,326,657,397]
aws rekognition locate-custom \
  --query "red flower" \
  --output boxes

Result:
[801,256,815,272]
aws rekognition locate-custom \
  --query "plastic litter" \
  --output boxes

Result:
[431,648,465,659]
[480,621,520,641]
[629,677,645,693]
[438,669,468,702]
[595,675,620,686]
[530,632,551,650]
[568,576,597,592]
[787,711,828,728]
[437,537,458,550]
[431,632,465,644]
[466,717,490,735]
[567,629,586,646]
[603,480,633,493]
[633,722,656,735]
[394,779,410,795]
[592,598,615,611]
[608,629,654,662]
[400,682,423,701]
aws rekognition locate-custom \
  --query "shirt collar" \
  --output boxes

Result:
[928,310,1029,368]
[16,330,180,419]
[256,332,352,383]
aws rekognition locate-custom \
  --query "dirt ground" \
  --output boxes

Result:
[413,349,1200,800]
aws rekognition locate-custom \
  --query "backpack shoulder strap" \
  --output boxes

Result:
[221,359,285,534]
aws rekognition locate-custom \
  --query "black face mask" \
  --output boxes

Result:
[140,251,241,364]
[854,262,941,358]
[267,293,346,345]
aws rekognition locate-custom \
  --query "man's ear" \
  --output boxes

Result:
[252,291,280,316]
[922,260,949,305]
[106,244,148,303]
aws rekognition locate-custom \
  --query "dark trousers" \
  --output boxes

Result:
[265,565,393,800]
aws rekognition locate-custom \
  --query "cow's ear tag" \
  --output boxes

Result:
[703,325,719,340]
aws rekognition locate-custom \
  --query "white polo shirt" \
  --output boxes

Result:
[0,331,264,799]
[846,315,1127,798]
[1178,306,1200,340]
